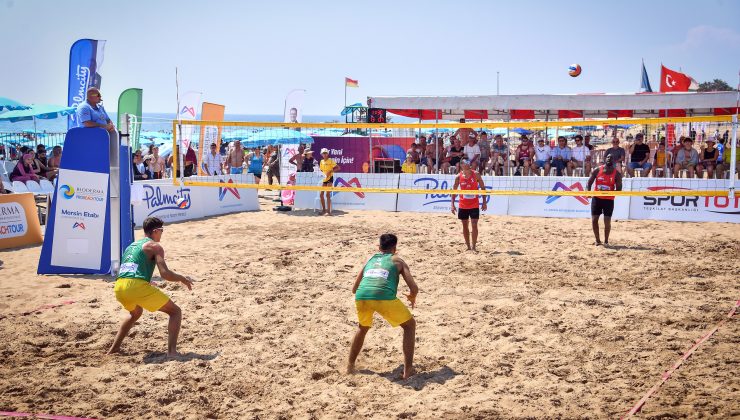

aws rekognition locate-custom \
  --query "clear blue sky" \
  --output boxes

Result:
[2,0,739,115]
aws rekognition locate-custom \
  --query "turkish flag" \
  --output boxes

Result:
[659,65,695,92]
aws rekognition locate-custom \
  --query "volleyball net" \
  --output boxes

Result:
[170,115,738,199]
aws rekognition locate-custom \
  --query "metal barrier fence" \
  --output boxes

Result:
[0,132,66,160]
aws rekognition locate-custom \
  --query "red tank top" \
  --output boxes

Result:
[458,171,479,209]
[517,146,531,160]
[594,165,617,200]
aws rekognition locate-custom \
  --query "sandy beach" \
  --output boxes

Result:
[0,196,738,419]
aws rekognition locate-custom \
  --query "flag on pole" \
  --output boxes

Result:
[345,77,359,88]
[640,60,652,92]
[659,65,698,92]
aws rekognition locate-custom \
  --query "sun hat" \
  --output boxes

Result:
[320,148,329,154]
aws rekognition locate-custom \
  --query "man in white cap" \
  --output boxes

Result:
[319,148,340,215]
[451,158,487,251]
[463,132,481,171]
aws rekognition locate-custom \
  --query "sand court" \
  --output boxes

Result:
[0,197,738,418]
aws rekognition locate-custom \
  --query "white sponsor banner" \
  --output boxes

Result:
[177,91,202,152]
[51,169,110,269]
[505,177,630,219]
[0,202,26,239]
[132,175,259,226]
[294,172,399,211]
[396,174,508,215]
[284,90,305,123]
[280,144,301,185]
[629,178,739,223]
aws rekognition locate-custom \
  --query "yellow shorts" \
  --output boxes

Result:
[114,278,170,312]
[355,298,413,328]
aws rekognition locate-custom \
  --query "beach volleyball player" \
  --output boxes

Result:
[107,217,194,356]
[586,154,622,246]
[451,158,487,251]
[348,234,419,379]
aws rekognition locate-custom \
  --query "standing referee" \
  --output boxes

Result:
[586,154,622,246]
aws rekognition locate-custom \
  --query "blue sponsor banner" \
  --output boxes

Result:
[67,39,105,129]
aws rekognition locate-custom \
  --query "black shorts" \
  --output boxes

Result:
[449,158,461,166]
[457,208,480,220]
[591,198,615,217]
[322,176,334,186]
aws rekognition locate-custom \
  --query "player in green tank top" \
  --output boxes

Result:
[108,217,194,357]
[347,234,419,380]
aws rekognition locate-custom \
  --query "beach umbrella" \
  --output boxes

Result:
[512,128,533,135]
[242,128,313,148]
[0,104,77,141]
[0,97,31,111]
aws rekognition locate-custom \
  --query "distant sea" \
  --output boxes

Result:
[0,113,353,134]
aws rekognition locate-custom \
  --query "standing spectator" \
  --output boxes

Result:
[226,140,245,174]
[289,144,306,170]
[626,134,652,177]
[550,136,573,176]
[463,132,481,170]
[132,151,149,181]
[401,153,417,174]
[319,148,340,216]
[478,131,491,174]
[488,135,509,175]
[266,147,280,185]
[651,141,670,178]
[246,147,264,184]
[76,87,116,132]
[533,138,551,175]
[571,135,592,175]
[301,149,316,173]
[10,154,39,183]
[147,147,166,179]
[183,144,197,177]
[674,138,700,178]
[697,138,719,179]
[604,138,626,173]
[202,143,224,176]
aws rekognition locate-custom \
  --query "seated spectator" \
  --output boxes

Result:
[604,137,626,173]
[10,154,40,183]
[651,141,670,178]
[513,136,534,175]
[132,151,149,181]
[673,137,699,178]
[626,133,652,177]
[407,146,420,165]
[717,140,739,179]
[463,132,481,171]
[442,138,464,174]
[401,153,417,174]
[33,144,58,180]
[184,144,197,177]
[47,145,62,174]
[488,135,509,175]
[550,136,573,176]
[571,135,592,175]
[533,138,551,176]
[583,134,594,152]
[0,176,10,194]
[697,138,719,179]
[477,131,491,174]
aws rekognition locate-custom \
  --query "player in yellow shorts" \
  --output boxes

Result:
[347,234,419,379]
[107,217,194,357]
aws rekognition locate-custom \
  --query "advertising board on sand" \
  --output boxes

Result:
[0,193,43,250]
[294,173,398,212]
[629,179,739,223]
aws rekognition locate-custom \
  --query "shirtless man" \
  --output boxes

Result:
[288,144,306,170]
[348,234,419,379]
[226,140,245,174]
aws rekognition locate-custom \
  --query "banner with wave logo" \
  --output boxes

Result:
[67,39,106,129]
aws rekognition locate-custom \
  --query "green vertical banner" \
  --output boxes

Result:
[117,88,143,150]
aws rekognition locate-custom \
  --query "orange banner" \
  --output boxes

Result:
[0,193,43,250]
[198,102,226,175]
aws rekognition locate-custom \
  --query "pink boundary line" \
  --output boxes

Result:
[622,297,740,418]
[0,411,97,420]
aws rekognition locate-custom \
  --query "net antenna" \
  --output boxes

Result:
[174,67,184,187]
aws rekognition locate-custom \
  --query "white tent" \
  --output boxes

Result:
[367,91,739,120]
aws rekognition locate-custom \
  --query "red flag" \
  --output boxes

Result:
[659,65,696,92]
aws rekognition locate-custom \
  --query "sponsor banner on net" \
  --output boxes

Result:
[629,179,739,223]
[294,172,399,211]
[196,175,259,215]
[396,174,508,215]
[51,169,110,270]
[0,201,26,239]
[506,177,630,219]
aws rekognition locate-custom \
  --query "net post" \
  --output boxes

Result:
[172,120,179,185]
[729,114,737,199]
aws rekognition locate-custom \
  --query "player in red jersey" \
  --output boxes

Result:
[451,159,487,251]
[586,154,623,246]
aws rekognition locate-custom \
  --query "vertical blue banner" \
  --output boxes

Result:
[67,39,106,129]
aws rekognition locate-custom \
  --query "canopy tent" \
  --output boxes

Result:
[368,91,740,120]
[341,103,367,116]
